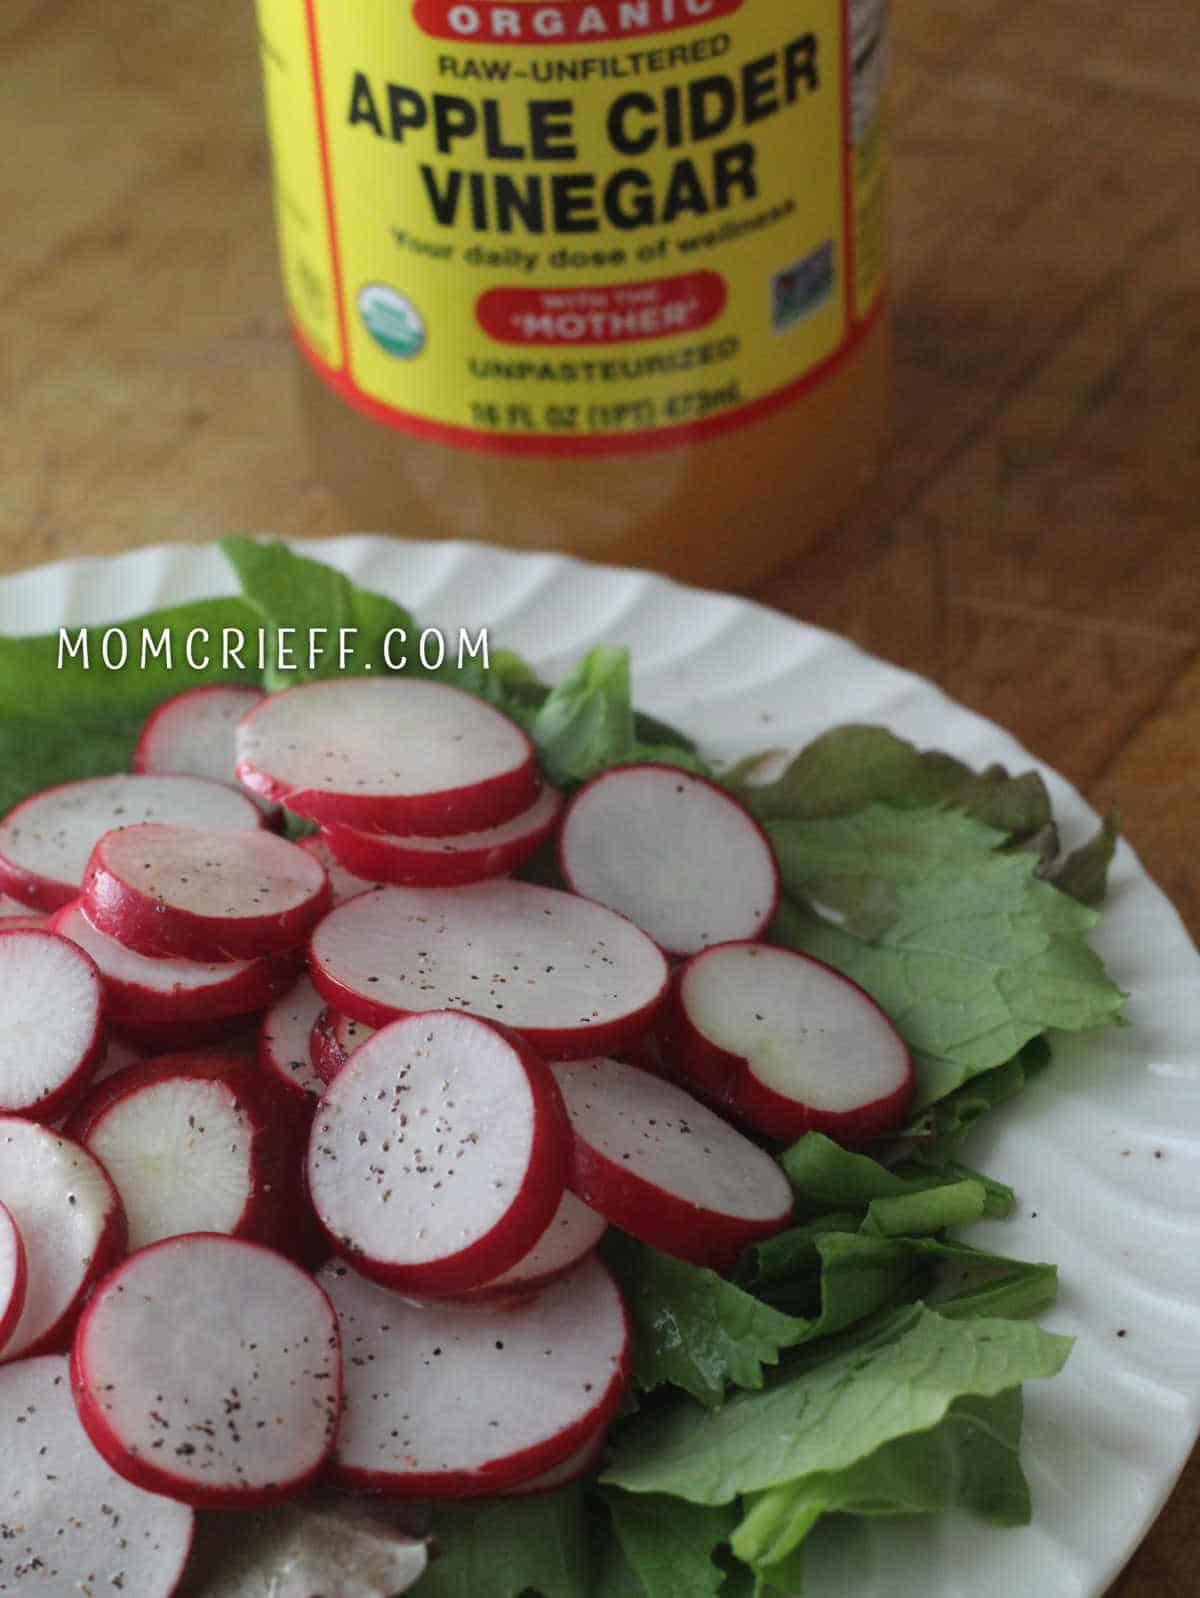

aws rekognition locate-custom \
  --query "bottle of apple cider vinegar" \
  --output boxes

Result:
[255,0,890,587]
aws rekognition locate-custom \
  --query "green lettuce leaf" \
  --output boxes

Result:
[220,536,422,690]
[732,1388,1030,1578]
[1052,809,1121,906]
[530,647,710,788]
[770,819,1124,1107]
[605,1236,811,1409]
[603,1494,739,1598]
[602,1303,1071,1505]
[411,1487,592,1598]
[0,596,261,812]
[727,726,1052,843]
[779,1133,1013,1221]
[899,1038,1053,1149]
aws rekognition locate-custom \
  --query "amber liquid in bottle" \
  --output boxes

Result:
[300,309,886,591]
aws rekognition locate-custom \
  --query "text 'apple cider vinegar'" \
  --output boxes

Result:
[256,0,890,584]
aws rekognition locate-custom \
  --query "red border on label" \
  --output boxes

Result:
[298,0,884,457]
[291,302,883,458]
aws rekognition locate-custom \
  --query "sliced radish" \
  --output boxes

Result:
[309,881,669,1059]
[549,1057,794,1271]
[0,928,105,1120]
[465,1191,607,1298]
[323,784,563,888]
[558,765,780,956]
[64,1054,291,1252]
[51,901,301,1026]
[235,678,539,833]
[82,823,330,961]
[298,833,386,907]
[0,1115,126,1361]
[0,892,47,924]
[134,681,268,795]
[310,1008,375,1086]
[0,1355,194,1595]
[0,1201,27,1354]
[259,976,329,1112]
[308,1011,568,1295]
[503,1427,606,1496]
[321,1252,629,1498]
[673,941,915,1143]
[0,773,262,912]
[72,1233,342,1509]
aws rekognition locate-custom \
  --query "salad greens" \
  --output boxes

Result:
[0,537,1128,1596]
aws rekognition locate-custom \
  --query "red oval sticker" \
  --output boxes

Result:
[413,0,744,47]
[477,273,727,346]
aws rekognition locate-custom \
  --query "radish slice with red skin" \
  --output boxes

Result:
[549,1057,794,1272]
[0,1355,195,1596]
[235,678,540,834]
[463,1191,608,1299]
[64,1054,292,1252]
[310,1008,375,1086]
[72,1233,342,1510]
[558,764,780,957]
[323,784,563,888]
[260,976,329,1113]
[674,941,915,1144]
[91,1032,147,1087]
[0,773,262,912]
[0,1115,126,1361]
[309,881,670,1060]
[0,892,46,924]
[134,682,271,801]
[83,823,331,961]
[0,929,105,1121]
[502,1427,607,1496]
[0,1201,27,1354]
[51,901,302,1025]
[298,834,386,907]
[320,1252,630,1499]
[308,1011,569,1295]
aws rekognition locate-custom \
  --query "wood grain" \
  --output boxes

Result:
[1,2,1197,1589]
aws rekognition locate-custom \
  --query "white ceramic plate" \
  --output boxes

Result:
[3,536,1199,1598]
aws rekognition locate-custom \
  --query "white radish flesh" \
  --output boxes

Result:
[558,765,779,956]
[299,833,386,907]
[676,941,914,1142]
[307,1011,568,1295]
[0,1200,27,1354]
[66,1057,287,1252]
[83,823,330,961]
[0,928,105,1120]
[323,783,562,887]
[0,773,261,911]
[321,1252,630,1498]
[0,1355,194,1595]
[549,1057,794,1271]
[467,1191,607,1297]
[0,1115,126,1361]
[134,682,268,794]
[235,678,539,833]
[51,901,301,1025]
[259,976,329,1108]
[309,880,669,1059]
[72,1234,342,1509]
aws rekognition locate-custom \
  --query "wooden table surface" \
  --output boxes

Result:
[1,1,1197,1589]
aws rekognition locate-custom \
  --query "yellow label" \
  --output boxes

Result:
[256,0,888,454]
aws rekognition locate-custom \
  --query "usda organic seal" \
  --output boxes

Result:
[358,284,425,358]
